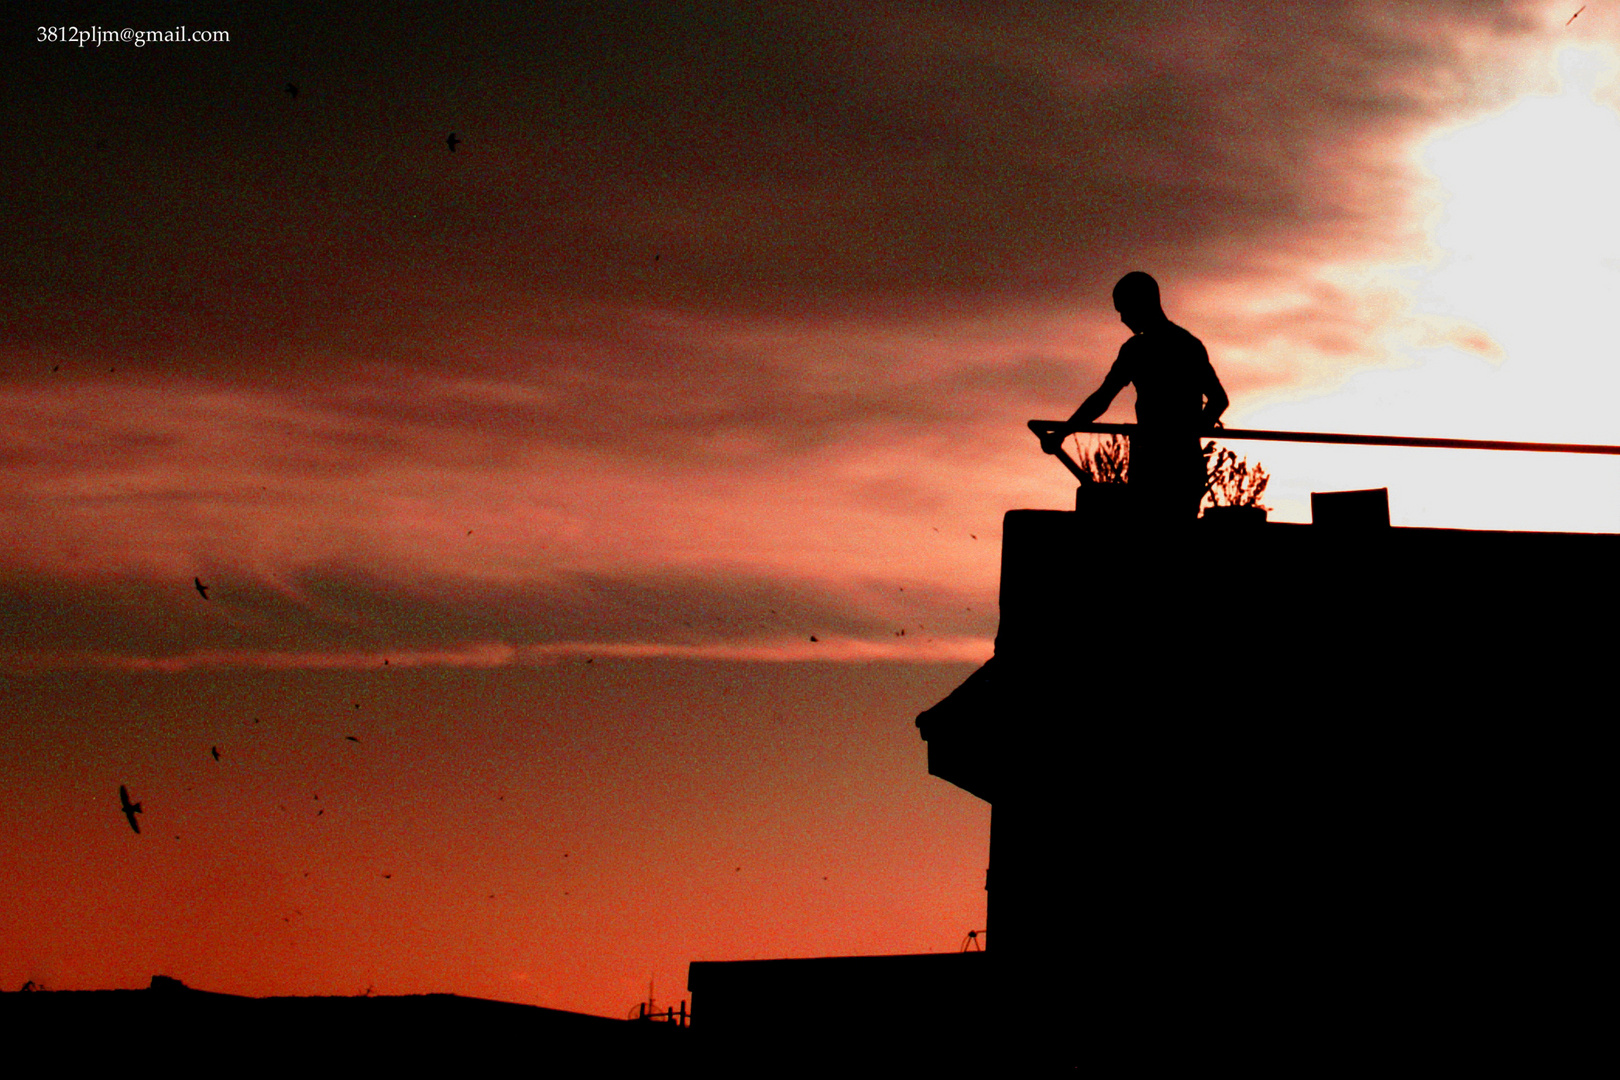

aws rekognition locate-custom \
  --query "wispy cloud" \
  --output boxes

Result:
[0,556,998,671]
[4,635,992,674]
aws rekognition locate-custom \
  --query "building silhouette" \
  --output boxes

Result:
[694,421,1612,1068]
[914,472,1609,1068]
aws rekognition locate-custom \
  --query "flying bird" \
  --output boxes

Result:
[211,746,219,761]
[285,82,298,99]
[119,785,143,834]
[345,735,360,743]
[193,577,208,600]
[1568,5,1586,25]
[446,133,460,152]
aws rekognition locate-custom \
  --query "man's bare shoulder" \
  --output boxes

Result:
[1115,322,1209,376]
[1164,319,1207,345]
[1105,333,1142,377]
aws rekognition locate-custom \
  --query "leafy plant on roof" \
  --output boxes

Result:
[1068,433,1269,510]
[1070,433,1130,485]
[1201,443,1270,510]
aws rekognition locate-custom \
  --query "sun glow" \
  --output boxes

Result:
[1245,47,1620,531]
[1416,48,1620,432]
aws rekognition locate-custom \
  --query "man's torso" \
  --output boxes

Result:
[1116,321,1212,432]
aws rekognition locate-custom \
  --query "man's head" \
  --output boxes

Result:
[1112,271,1164,332]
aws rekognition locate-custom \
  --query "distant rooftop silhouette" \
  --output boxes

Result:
[3,977,686,1069]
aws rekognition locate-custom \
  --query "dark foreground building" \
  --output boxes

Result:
[691,485,1610,1069]
[915,488,1611,1068]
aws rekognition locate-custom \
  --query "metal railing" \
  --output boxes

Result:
[1027,420,1620,486]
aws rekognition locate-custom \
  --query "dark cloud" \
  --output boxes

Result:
[2,1,1543,370]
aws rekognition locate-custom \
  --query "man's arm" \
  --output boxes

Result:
[1041,359,1131,453]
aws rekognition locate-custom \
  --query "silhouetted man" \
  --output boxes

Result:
[1043,271,1227,523]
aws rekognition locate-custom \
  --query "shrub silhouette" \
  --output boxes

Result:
[1202,444,1270,510]
[1068,434,1269,510]
[1071,433,1131,485]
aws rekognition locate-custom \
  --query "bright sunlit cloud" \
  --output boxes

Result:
[1238,46,1620,531]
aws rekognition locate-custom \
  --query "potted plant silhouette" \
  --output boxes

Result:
[1070,435,1270,525]
[1200,443,1270,525]
[1072,433,1133,516]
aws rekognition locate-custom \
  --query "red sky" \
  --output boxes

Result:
[5,1,1620,1016]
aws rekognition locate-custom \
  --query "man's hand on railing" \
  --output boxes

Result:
[1034,421,1070,455]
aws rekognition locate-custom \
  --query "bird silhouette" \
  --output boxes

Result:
[211,746,220,761]
[285,82,298,100]
[194,577,208,600]
[1568,5,1586,25]
[446,133,460,152]
[119,785,143,834]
